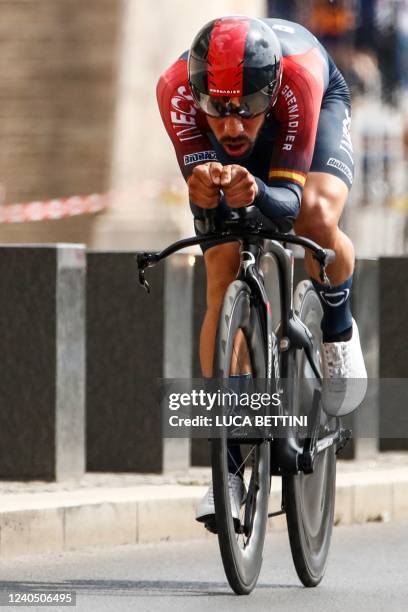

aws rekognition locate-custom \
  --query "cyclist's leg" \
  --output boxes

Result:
[193,220,249,479]
[294,97,367,414]
[294,95,355,342]
[192,202,252,377]
[295,171,353,285]
[201,242,241,376]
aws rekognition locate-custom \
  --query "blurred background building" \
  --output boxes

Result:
[268,0,408,255]
[0,0,406,254]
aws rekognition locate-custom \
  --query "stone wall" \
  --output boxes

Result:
[0,0,121,204]
[0,0,266,247]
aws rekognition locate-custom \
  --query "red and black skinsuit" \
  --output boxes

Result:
[157,18,354,247]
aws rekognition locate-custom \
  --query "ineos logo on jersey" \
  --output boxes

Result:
[170,85,202,142]
[319,289,350,307]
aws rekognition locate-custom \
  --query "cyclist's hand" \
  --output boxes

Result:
[187,162,223,208]
[221,165,258,208]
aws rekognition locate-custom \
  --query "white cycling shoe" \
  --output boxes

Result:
[321,318,368,417]
[196,473,246,527]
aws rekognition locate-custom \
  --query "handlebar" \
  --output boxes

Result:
[136,207,335,291]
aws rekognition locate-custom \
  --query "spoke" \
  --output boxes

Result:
[226,325,260,548]
[226,444,258,547]
[227,444,257,488]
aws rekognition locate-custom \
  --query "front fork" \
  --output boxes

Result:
[237,240,276,384]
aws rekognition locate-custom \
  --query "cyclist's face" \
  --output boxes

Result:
[207,112,265,158]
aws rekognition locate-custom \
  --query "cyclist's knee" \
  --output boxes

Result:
[295,194,339,246]
[295,174,348,245]
[204,242,240,310]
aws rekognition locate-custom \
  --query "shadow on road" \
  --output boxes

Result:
[0,580,302,597]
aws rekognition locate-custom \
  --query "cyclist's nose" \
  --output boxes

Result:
[222,116,245,137]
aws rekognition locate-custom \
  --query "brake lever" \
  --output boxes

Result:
[138,268,150,293]
[313,249,333,286]
[319,265,331,286]
[136,252,159,293]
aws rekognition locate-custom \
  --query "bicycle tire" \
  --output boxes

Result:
[282,280,336,587]
[211,280,271,595]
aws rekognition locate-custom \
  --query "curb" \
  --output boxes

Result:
[0,469,407,557]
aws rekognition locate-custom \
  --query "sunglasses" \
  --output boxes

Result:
[192,81,279,118]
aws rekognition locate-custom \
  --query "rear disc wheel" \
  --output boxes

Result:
[283,281,336,587]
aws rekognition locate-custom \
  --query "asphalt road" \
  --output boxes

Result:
[0,522,407,612]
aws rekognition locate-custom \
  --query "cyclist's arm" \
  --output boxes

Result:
[156,57,217,182]
[253,179,301,223]
[252,52,325,226]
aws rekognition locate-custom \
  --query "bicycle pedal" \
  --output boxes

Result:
[204,517,218,534]
[204,517,242,535]
[336,428,352,454]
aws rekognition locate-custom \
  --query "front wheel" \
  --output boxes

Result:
[211,280,271,595]
[282,280,336,587]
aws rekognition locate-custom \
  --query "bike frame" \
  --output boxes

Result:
[233,235,350,476]
[137,219,350,478]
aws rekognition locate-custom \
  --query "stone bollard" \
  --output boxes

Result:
[347,258,380,459]
[379,257,408,452]
[86,252,193,473]
[0,245,86,480]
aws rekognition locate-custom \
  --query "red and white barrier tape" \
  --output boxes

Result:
[0,178,188,224]
[0,193,110,224]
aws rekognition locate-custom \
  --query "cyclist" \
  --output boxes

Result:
[157,16,367,526]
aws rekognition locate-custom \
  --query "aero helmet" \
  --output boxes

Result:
[188,16,282,118]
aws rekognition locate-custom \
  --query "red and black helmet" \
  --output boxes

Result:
[188,16,282,118]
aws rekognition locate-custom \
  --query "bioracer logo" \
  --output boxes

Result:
[184,151,217,165]
[327,158,353,184]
